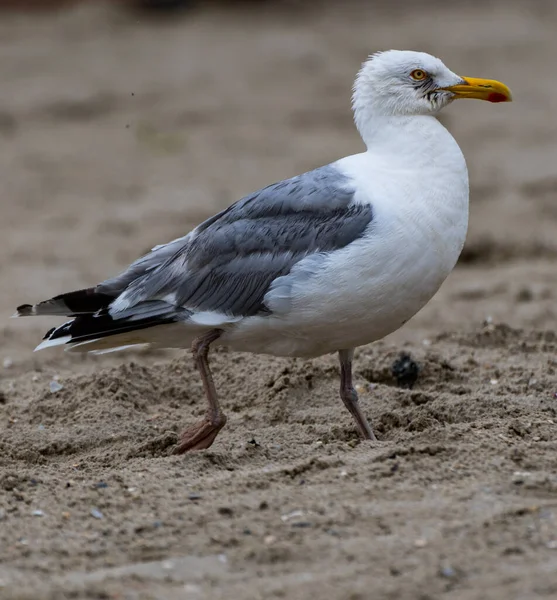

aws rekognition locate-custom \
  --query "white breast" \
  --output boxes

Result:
[225,116,469,357]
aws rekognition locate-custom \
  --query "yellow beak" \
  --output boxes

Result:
[441,76,513,103]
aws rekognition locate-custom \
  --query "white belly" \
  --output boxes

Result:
[223,214,465,357]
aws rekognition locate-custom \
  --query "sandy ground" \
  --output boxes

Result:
[1,1,557,598]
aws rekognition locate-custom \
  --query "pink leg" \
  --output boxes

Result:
[338,349,376,440]
[173,329,227,454]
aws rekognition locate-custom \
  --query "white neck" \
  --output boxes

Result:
[353,111,465,175]
[338,107,470,262]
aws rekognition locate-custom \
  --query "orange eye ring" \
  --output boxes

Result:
[410,69,427,81]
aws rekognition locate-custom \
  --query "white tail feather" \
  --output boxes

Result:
[34,336,72,352]
[89,344,150,355]
[65,334,151,353]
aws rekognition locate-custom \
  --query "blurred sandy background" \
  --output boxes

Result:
[1,1,557,599]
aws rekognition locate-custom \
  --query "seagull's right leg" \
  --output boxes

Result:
[173,328,227,454]
[338,349,377,441]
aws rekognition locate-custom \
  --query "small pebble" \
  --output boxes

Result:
[90,508,104,519]
[32,510,44,517]
[547,540,557,549]
[391,352,420,389]
[440,565,456,578]
[264,535,276,545]
[3,357,13,369]
[515,287,533,302]
[325,528,340,537]
[62,512,71,519]
[512,471,531,485]
[281,509,304,522]
[414,538,427,548]
[49,380,64,393]
[490,379,498,385]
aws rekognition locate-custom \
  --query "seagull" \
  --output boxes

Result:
[14,51,511,453]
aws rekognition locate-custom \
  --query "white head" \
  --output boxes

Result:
[353,50,512,141]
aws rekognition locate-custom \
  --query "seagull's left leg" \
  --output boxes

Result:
[338,349,377,441]
[173,328,226,454]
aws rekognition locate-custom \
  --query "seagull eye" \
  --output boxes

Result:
[410,69,427,81]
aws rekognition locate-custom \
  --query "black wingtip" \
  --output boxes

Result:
[43,326,57,340]
[14,303,34,317]
[13,288,115,319]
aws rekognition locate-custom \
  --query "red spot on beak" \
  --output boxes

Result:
[487,92,508,103]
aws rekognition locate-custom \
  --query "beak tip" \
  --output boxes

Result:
[487,91,513,103]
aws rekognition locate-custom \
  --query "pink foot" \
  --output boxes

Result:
[172,414,227,454]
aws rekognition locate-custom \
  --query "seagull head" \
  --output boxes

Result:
[353,50,512,119]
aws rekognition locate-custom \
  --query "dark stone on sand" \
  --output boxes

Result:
[391,352,420,389]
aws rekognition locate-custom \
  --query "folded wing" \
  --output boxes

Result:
[16,165,373,350]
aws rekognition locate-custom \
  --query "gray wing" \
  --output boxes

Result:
[102,165,373,320]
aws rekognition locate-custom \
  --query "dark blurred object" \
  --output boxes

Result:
[391,352,420,389]
[0,0,275,12]
[0,0,79,8]
[132,0,194,12]
[0,0,194,12]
